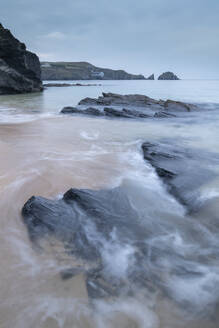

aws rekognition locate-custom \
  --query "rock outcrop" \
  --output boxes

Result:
[41,61,146,80]
[22,185,153,298]
[78,92,164,108]
[164,99,195,112]
[0,23,42,94]
[21,140,215,303]
[141,142,213,209]
[61,93,196,119]
[158,72,180,80]
[147,74,155,80]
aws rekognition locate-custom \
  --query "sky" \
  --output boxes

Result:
[1,0,219,79]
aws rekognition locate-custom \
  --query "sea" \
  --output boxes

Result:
[0,79,219,328]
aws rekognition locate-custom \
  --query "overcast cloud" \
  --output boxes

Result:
[1,0,219,78]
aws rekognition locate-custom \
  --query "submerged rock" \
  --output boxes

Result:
[164,99,196,112]
[0,23,42,94]
[158,72,180,80]
[103,107,132,118]
[61,106,103,116]
[61,105,151,119]
[104,107,150,118]
[22,187,142,258]
[22,186,150,298]
[21,140,218,308]
[141,142,214,208]
[154,111,176,118]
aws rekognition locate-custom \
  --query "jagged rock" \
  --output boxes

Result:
[61,106,79,114]
[61,105,151,119]
[61,93,198,119]
[0,23,42,94]
[164,100,195,112]
[61,106,103,116]
[104,107,150,118]
[21,184,159,299]
[158,72,180,80]
[154,111,176,118]
[79,92,164,108]
[122,108,150,118]
[141,142,214,208]
[62,93,198,120]
[21,141,217,305]
[147,74,155,80]
[104,107,132,118]
[22,186,147,261]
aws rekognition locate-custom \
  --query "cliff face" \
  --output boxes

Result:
[0,23,42,94]
[41,62,146,80]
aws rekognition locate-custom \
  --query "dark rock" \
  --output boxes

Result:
[62,93,197,120]
[61,106,103,116]
[83,107,103,116]
[79,92,164,108]
[141,142,214,208]
[21,141,219,310]
[164,100,196,112]
[22,187,143,255]
[22,186,154,299]
[158,72,180,80]
[78,97,101,106]
[0,23,42,94]
[60,267,85,280]
[147,74,155,80]
[104,107,133,118]
[122,108,150,118]
[86,268,120,299]
[78,93,195,113]
[154,111,176,118]
[61,105,150,119]
[156,167,176,180]
[61,106,79,114]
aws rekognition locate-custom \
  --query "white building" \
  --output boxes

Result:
[90,71,104,79]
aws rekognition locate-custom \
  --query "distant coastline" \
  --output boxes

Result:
[41,61,150,81]
[41,62,180,81]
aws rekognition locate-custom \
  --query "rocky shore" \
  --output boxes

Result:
[0,23,42,94]
[21,138,213,301]
[61,92,196,119]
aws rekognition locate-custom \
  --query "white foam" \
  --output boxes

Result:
[80,131,100,140]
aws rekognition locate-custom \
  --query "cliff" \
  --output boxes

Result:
[41,61,148,80]
[0,23,42,95]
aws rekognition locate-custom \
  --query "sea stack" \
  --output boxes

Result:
[158,72,180,80]
[147,74,155,80]
[0,23,42,95]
